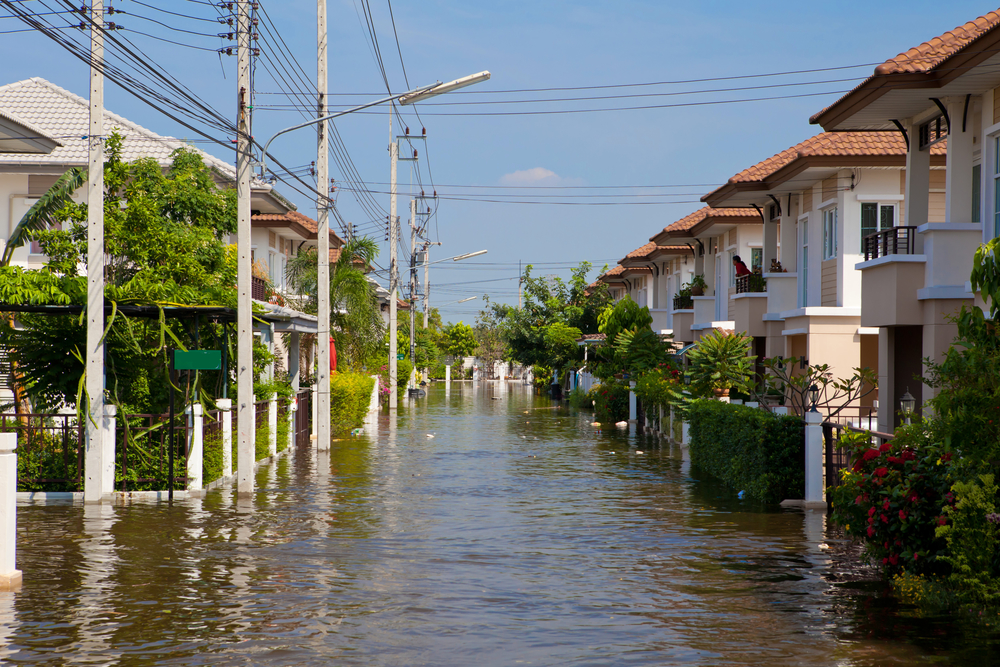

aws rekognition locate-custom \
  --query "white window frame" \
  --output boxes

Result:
[822,206,838,260]
[799,217,809,308]
[859,201,896,252]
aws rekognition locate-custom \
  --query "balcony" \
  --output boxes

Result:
[764,272,797,317]
[672,293,693,310]
[863,226,917,261]
[735,274,767,294]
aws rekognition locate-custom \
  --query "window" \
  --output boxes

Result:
[822,207,838,259]
[728,250,735,288]
[972,164,981,224]
[994,136,1000,238]
[800,220,809,307]
[750,248,762,272]
[860,203,895,251]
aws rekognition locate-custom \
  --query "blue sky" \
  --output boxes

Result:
[0,0,993,321]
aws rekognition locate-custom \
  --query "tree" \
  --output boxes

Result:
[474,302,509,379]
[590,296,670,380]
[285,237,386,371]
[0,133,242,413]
[686,329,755,395]
[442,321,477,358]
[493,262,609,369]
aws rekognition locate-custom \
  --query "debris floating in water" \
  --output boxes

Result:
[350,427,363,435]
[615,421,628,428]
[737,490,746,500]
[426,434,435,439]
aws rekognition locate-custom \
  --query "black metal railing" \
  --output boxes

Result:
[863,226,917,261]
[3,413,83,491]
[117,413,190,492]
[672,294,693,310]
[735,274,767,294]
[251,275,269,301]
[822,407,893,491]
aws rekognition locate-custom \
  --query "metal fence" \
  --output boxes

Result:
[116,413,189,492]
[822,407,894,492]
[863,226,917,260]
[3,413,83,491]
[735,274,767,294]
[295,389,311,446]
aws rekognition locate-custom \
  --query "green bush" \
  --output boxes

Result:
[330,372,376,437]
[567,386,590,409]
[396,358,413,388]
[594,381,629,423]
[688,399,804,503]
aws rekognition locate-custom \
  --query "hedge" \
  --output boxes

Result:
[331,372,376,437]
[688,399,804,503]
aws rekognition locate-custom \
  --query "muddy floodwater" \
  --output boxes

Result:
[3,382,1000,665]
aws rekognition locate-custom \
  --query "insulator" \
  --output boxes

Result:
[422,127,426,135]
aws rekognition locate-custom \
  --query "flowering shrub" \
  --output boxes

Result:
[594,381,629,423]
[830,425,957,576]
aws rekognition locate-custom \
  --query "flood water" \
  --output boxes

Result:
[3,382,999,665]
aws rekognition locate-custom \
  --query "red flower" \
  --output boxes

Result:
[909,494,918,503]
[901,450,916,461]
[942,452,953,463]
[888,554,899,566]
[863,449,880,462]
[879,441,893,454]
[855,495,863,505]
[880,513,888,524]
[867,526,875,537]
[882,499,890,511]
[868,506,877,517]
[882,557,889,565]
[937,516,948,526]
[886,456,903,465]
[914,553,919,561]
[898,510,907,521]
[874,467,889,478]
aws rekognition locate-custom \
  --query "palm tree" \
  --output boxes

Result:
[285,236,386,371]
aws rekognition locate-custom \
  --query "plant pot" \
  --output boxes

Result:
[690,286,704,297]
[713,387,730,399]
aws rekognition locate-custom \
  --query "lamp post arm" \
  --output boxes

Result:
[258,83,438,178]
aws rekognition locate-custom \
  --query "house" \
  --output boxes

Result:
[809,10,998,431]
[615,241,693,334]
[0,77,341,388]
[648,207,759,344]
[701,132,946,412]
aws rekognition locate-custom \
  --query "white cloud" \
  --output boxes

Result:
[499,167,562,185]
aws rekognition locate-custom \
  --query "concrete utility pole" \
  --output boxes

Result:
[409,198,417,390]
[315,0,331,450]
[84,0,106,504]
[388,121,398,410]
[423,243,430,328]
[236,0,254,496]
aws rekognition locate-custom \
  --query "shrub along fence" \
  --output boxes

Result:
[330,372,377,437]
[688,399,805,503]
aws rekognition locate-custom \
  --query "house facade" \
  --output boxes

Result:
[810,10,1000,431]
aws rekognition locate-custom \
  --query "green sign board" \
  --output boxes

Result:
[174,350,222,371]
[397,353,405,360]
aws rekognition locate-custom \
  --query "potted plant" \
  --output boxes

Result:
[686,329,755,398]
[688,274,708,297]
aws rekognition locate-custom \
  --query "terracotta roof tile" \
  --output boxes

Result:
[624,242,657,259]
[875,10,1000,75]
[652,207,758,240]
[729,131,945,184]
[251,211,345,247]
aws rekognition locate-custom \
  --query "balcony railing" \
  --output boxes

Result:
[735,274,767,294]
[251,275,269,301]
[672,294,693,310]
[863,226,917,261]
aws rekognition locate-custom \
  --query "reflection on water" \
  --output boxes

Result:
[3,381,1000,665]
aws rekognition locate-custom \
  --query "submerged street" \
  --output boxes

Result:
[3,383,996,665]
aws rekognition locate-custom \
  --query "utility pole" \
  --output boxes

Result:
[388,119,398,410]
[235,0,254,496]
[518,260,522,309]
[409,198,417,390]
[422,243,430,328]
[84,0,105,504]
[315,0,331,450]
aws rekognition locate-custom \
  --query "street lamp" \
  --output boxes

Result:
[808,383,819,412]
[900,388,916,425]
[683,374,691,387]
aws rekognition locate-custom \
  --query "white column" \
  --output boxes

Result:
[268,393,278,457]
[763,209,778,270]
[101,405,116,496]
[0,433,20,591]
[288,332,300,394]
[311,381,318,444]
[84,0,106,505]
[186,403,204,491]
[316,0,332,450]
[218,398,233,479]
[904,120,931,232]
[945,96,976,224]
[287,395,296,449]
[628,380,637,421]
[681,421,690,447]
[805,410,824,505]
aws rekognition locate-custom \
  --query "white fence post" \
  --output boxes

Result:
[628,381,637,421]
[268,393,278,457]
[287,395,296,449]
[0,433,21,590]
[218,398,232,478]
[805,410,824,506]
[311,383,318,444]
[681,421,690,448]
[774,406,789,416]
[186,403,204,491]
[102,404,116,495]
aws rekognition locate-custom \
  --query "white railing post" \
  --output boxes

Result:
[805,410,824,506]
[311,382,318,444]
[681,421,690,447]
[186,403,204,491]
[628,380,637,421]
[287,395,296,450]
[0,433,21,590]
[218,398,232,478]
[102,404,116,496]
[268,393,278,457]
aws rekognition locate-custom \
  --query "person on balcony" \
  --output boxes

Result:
[732,255,751,277]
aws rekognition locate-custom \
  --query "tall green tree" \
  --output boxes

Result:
[442,321,478,358]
